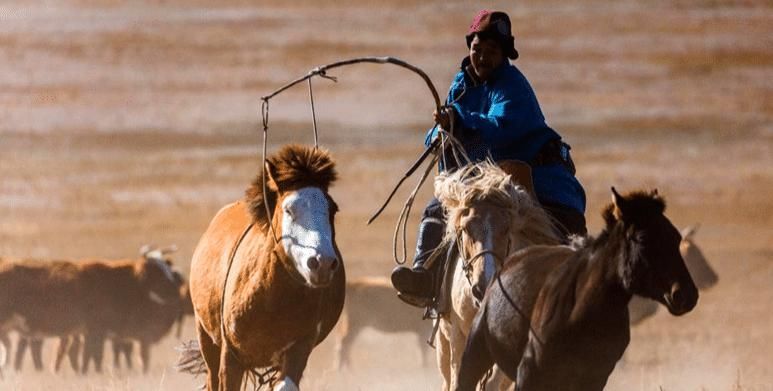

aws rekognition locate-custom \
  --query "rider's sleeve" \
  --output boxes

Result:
[450,86,537,146]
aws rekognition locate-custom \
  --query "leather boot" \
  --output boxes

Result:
[391,215,446,307]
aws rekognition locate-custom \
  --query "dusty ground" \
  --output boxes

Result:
[0,0,771,390]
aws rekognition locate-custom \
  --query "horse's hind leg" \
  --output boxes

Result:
[435,332,452,391]
[196,322,221,391]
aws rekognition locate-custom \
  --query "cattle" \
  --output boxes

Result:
[0,257,89,372]
[333,277,432,369]
[0,246,183,373]
[78,245,185,374]
[108,257,194,373]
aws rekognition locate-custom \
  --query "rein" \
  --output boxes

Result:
[218,222,313,390]
[457,231,511,286]
[217,222,282,390]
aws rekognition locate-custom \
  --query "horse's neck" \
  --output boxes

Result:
[448,257,478,330]
[509,221,562,250]
[563,233,631,323]
[237,233,317,306]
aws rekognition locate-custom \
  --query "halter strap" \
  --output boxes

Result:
[456,230,511,285]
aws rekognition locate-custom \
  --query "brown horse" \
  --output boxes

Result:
[186,145,344,391]
[456,188,699,391]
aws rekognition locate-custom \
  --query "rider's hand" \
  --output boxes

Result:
[433,107,455,133]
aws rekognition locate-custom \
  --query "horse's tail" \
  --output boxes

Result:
[175,340,207,376]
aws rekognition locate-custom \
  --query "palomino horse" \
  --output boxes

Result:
[432,161,562,391]
[186,145,344,391]
[456,188,699,391]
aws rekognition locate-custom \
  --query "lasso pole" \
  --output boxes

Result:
[258,56,445,226]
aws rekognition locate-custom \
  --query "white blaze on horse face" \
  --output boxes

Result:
[281,187,337,286]
[464,211,499,303]
[480,214,498,291]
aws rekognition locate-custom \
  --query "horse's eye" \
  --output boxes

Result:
[459,216,473,230]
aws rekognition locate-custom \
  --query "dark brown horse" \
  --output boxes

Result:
[185,145,344,391]
[455,188,699,391]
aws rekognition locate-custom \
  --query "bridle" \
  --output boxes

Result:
[456,226,511,286]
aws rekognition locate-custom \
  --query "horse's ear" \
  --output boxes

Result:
[160,244,178,255]
[264,160,280,192]
[611,187,626,220]
[681,224,700,240]
[651,188,659,196]
[139,244,157,257]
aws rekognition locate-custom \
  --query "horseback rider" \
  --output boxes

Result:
[391,9,588,306]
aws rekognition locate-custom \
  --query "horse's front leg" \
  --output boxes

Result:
[196,321,221,391]
[275,337,315,391]
[436,322,453,391]
[448,324,469,391]
[456,308,495,391]
[218,343,244,391]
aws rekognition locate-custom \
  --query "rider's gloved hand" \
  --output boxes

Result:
[433,106,457,136]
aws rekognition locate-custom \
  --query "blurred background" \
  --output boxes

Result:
[0,0,771,390]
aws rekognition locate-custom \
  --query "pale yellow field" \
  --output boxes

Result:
[0,1,771,390]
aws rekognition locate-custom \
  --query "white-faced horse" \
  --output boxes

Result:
[186,144,344,391]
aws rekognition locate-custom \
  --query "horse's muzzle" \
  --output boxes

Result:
[663,281,699,316]
[307,254,339,287]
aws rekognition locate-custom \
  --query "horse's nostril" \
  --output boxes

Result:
[672,288,684,306]
[670,281,691,308]
[307,257,320,271]
[329,258,339,271]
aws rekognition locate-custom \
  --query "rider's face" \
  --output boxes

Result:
[469,35,505,82]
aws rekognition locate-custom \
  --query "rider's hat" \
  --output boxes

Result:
[465,10,519,60]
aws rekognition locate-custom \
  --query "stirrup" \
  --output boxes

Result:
[396,292,433,308]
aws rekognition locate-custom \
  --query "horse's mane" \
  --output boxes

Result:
[601,190,666,228]
[555,189,668,299]
[434,160,562,247]
[245,144,337,226]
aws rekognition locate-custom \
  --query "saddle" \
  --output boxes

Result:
[498,159,536,197]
